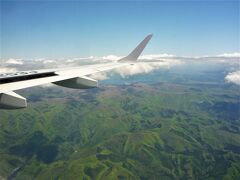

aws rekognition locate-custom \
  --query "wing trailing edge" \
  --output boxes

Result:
[0,75,98,109]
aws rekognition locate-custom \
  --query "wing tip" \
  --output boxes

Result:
[119,34,153,62]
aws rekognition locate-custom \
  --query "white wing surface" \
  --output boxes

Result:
[0,34,152,109]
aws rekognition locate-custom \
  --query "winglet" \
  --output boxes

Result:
[119,34,153,62]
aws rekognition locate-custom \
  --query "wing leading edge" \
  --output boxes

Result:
[0,34,153,109]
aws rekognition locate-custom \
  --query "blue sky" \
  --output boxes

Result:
[1,0,239,59]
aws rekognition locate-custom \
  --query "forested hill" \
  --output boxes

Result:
[0,82,240,179]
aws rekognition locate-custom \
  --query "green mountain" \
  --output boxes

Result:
[0,82,240,180]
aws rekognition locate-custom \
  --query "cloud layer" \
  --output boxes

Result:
[1,52,239,84]
[0,54,182,77]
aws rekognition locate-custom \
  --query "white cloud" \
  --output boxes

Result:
[139,54,175,60]
[43,60,56,64]
[116,63,156,77]
[88,59,182,80]
[66,59,77,63]
[0,67,17,73]
[115,60,182,78]
[217,52,240,58]
[6,58,23,65]
[87,63,167,80]
[89,72,109,80]
[102,55,122,61]
[225,71,240,85]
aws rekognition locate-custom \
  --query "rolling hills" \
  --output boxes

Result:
[0,80,239,179]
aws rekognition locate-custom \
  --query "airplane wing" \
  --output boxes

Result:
[0,34,153,109]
